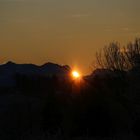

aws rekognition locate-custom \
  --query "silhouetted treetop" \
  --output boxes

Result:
[95,38,140,71]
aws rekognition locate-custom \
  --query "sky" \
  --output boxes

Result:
[0,0,140,74]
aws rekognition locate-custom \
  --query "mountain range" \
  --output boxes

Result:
[0,61,71,87]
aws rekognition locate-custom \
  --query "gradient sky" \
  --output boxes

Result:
[0,0,140,74]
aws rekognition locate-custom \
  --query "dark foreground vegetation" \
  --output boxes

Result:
[1,39,140,140]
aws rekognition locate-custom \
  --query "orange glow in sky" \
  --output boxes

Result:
[0,0,140,74]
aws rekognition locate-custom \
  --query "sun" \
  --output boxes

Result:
[72,71,80,79]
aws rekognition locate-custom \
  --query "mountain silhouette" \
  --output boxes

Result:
[0,61,71,87]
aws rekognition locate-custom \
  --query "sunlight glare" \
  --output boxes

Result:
[72,71,80,79]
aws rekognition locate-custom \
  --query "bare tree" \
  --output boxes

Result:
[95,42,127,71]
[125,38,140,69]
[95,38,140,71]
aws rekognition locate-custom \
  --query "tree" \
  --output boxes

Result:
[95,38,140,71]
[125,38,140,69]
[95,42,127,71]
